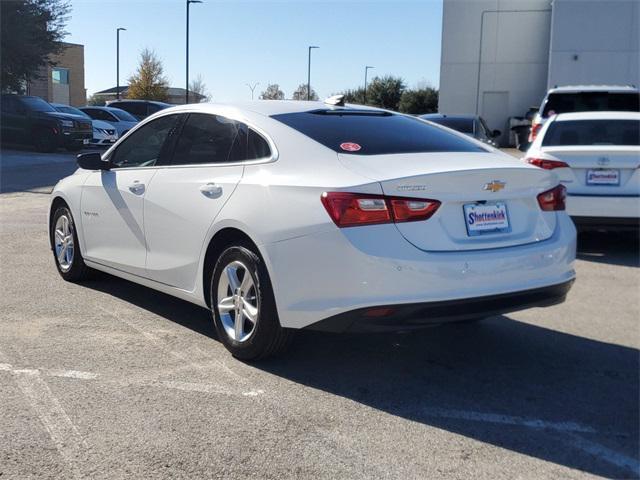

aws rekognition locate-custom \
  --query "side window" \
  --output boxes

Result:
[171,113,240,165]
[148,103,164,115]
[120,102,146,117]
[110,115,178,168]
[247,129,271,159]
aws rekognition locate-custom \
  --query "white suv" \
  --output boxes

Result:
[529,85,639,142]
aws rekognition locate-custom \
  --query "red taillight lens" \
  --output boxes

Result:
[321,192,440,227]
[528,122,542,142]
[537,185,566,211]
[526,157,569,170]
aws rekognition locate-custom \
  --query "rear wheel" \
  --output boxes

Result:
[51,205,90,281]
[210,245,294,360]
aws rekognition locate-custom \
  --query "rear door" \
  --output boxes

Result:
[143,112,257,290]
[80,114,181,276]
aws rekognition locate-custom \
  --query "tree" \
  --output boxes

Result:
[292,83,318,101]
[1,0,70,93]
[260,83,284,100]
[86,94,105,106]
[341,87,365,105]
[367,75,406,110]
[399,86,439,114]
[189,74,211,102]
[126,48,169,102]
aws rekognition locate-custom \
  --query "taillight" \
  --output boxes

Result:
[321,192,440,227]
[537,185,566,211]
[526,157,569,170]
[528,122,542,142]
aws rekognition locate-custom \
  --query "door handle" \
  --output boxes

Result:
[128,181,145,195]
[199,182,223,198]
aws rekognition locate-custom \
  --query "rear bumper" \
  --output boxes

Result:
[61,130,92,146]
[262,213,576,330]
[567,194,640,219]
[308,280,574,332]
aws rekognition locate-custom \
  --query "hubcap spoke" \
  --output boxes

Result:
[234,308,244,340]
[55,229,64,244]
[225,266,241,291]
[218,296,235,314]
[240,271,253,292]
[241,298,258,324]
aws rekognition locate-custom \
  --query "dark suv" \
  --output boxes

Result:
[105,99,170,120]
[1,94,93,152]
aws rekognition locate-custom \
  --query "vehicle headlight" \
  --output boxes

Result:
[60,120,74,128]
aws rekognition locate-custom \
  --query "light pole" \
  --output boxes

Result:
[116,28,126,100]
[186,0,203,104]
[307,46,319,100]
[364,65,374,105]
[246,82,259,100]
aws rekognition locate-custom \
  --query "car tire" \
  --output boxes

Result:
[51,204,90,282]
[34,128,57,153]
[210,245,294,360]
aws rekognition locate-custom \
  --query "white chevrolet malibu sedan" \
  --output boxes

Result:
[49,99,577,359]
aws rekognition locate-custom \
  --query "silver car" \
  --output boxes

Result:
[79,106,138,138]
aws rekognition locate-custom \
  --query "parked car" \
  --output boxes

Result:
[420,114,501,146]
[49,100,576,360]
[525,111,640,230]
[79,106,138,138]
[106,99,170,121]
[0,94,92,152]
[529,85,640,142]
[51,103,118,147]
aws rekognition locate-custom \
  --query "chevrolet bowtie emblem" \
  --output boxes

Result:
[483,180,506,193]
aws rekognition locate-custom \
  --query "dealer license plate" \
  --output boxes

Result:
[463,202,510,236]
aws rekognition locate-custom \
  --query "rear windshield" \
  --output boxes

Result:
[21,96,55,112]
[542,92,640,117]
[110,108,137,122]
[271,110,485,155]
[425,117,474,134]
[542,119,640,146]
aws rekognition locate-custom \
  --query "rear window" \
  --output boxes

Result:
[542,92,640,117]
[426,117,474,134]
[542,119,640,146]
[110,108,137,122]
[271,110,485,155]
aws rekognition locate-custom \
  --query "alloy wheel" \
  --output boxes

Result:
[216,261,259,342]
[54,214,74,272]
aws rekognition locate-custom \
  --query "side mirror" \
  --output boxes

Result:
[77,152,111,171]
[492,129,501,137]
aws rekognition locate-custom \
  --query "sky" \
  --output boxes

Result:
[66,0,443,102]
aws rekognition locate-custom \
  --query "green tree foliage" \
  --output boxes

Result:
[260,83,285,100]
[366,75,406,110]
[1,0,70,93]
[86,94,105,106]
[126,49,169,102]
[292,83,318,101]
[398,86,439,114]
[341,87,365,105]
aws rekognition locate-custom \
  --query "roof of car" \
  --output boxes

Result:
[553,111,640,121]
[547,85,638,94]
[421,114,477,120]
[107,99,170,106]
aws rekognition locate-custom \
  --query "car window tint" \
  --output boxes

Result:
[110,108,137,122]
[542,119,640,146]
[1,96,17,113]
[272,110,485,155]
[117,102,146,117]
[171,113,240,165]
[148,103,166,114]
[247,129,271,159]
[542,92,640,117]
[428,117,475,134]
[111,115,178,168]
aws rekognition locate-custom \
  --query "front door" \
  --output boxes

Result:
[80,114,181,276]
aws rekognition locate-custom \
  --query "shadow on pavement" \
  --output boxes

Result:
[81,271,639,478]
[577,231,639,267]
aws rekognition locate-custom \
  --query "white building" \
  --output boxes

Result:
[438,0,639,145]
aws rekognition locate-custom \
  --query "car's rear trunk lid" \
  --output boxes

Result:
[338,152,558,252]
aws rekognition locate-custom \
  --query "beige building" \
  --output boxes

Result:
[27,42,86,106]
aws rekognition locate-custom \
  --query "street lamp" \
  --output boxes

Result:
[364,65,374,105]
[116,28,126,100]
[186,0,203,104]
[246,82,260,100]
[307,46,319,100]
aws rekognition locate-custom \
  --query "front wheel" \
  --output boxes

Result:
[50,205,90,281]
[210,245,294,360]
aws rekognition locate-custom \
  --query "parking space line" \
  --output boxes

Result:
[12,368,87,480]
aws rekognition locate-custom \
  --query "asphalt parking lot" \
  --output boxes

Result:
[0,149,638,479]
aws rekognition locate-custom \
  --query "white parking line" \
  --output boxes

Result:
[12,368,87,480]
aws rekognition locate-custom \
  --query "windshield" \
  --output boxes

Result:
[425,117,474,134]
[110,108,137,122]
[21,96,56,112]
[542,119,640,146]
[271,110,485,155]
[54,105,91,119]
[542,92,640,117]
